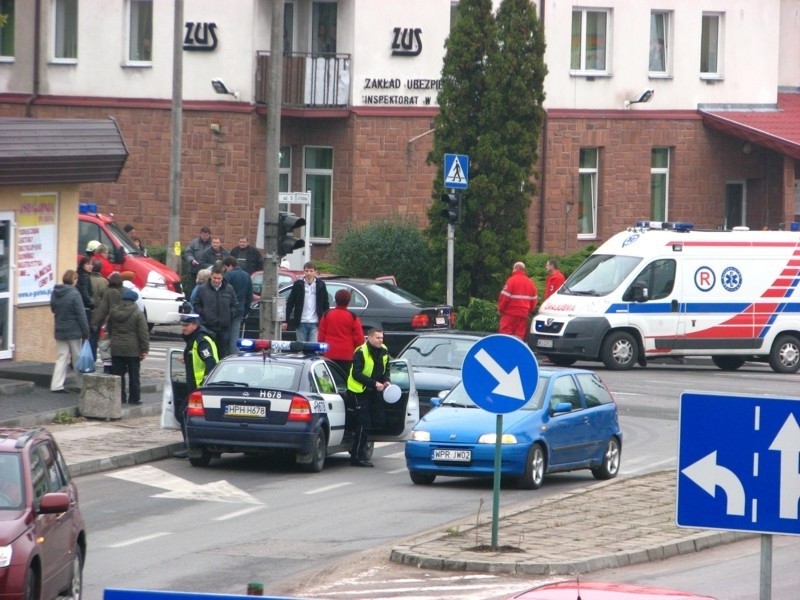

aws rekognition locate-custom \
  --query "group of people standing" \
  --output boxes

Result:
[50,237,149,405]
[497,258,565,341]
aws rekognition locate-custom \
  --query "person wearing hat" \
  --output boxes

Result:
[319,289,364,376]
[92,243,115,278]
[108,289,149,404]
[175,313,219,458]
[346,327,390,468]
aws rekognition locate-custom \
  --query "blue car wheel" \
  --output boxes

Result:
[409,471,436,485]
[519,443,545,490]
[592,437,621,480]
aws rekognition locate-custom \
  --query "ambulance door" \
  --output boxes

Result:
[622,259,679,351]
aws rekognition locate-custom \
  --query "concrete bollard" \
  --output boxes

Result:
[79,373,122,420]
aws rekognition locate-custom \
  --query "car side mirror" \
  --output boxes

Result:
[632,284,649,302]
[551,402,573,415]
[39,492,70,514]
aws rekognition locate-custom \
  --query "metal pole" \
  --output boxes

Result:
[167,0,184,276]
[260,0,285,338]
[491,414,503,549]
[760,534,772,600]
[446,222,454,307]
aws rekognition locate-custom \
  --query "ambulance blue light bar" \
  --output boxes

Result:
[634,220,694,232]
[237,339,329,354]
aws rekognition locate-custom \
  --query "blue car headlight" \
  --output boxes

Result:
[410,430,430,442]
[478,433,518,444]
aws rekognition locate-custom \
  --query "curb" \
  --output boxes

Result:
[67,441,186,478]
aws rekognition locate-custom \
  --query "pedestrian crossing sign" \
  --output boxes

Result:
[444,154,469,189]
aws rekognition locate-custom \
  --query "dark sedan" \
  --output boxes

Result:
[395,332,483,416]
[243,277,455,356]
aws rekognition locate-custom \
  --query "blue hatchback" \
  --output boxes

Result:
[404,368,622,488]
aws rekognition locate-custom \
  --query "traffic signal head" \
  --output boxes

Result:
[441,191,461,225]
[278,211,306,257]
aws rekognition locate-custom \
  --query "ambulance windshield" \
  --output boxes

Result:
[561,254,642,297]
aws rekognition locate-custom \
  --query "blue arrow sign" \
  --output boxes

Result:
[444,153,469,190]
[461,334,539,414]
[677,392,800,536]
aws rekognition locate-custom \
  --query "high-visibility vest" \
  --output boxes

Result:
[347,342,388,393]
[190,334,219,387]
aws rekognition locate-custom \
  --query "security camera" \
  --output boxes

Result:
[211,78,239,100]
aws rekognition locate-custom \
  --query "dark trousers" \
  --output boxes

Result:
[211,328,229,359]
[349,390,386,459]
[89,326,100,362]
[111,356,141,403]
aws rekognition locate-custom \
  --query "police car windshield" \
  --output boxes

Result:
[561,254,642,297]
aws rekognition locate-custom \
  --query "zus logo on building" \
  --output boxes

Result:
[392,27,422,56]
[184,22,218,52]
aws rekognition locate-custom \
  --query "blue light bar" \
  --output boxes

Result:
[633,220,694,232]
[236,339,329,354]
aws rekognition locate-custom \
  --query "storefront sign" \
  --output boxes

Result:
[184,22,218,52]
[361,77,442,106]
[17,193,56,305]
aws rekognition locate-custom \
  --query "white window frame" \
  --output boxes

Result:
[570,8,611,76]
[650,148,670,222]
[700,12,723,79]
[51,0,78,63]
[279,145,292,193]
[125,0,152,67]
[303,146,334,242]
[577,148,599,240]
[648,11,670,77]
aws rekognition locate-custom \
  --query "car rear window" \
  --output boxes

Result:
[208,361,303,390]
[365,282,424,304]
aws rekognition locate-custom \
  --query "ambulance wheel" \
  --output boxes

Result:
[769,334,800,373]
[711,356,745,371]
[600,331,638,370]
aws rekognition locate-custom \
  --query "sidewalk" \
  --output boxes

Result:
[0,361,747,576]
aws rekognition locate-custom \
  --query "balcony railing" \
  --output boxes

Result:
[255,52,351,108]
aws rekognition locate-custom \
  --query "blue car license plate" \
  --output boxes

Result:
[224,404,267,418]
[432,449,471,462]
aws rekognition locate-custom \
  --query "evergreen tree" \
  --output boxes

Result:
[428,0,547,305]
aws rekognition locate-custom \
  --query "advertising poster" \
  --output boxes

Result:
[17,193,57,305]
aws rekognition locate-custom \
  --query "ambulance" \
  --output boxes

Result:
[530,221,800,373]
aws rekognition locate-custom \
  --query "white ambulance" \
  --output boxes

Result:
[530,221,800,373]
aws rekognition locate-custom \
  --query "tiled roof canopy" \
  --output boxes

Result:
[701,92,800,160]
[0,118,128,185]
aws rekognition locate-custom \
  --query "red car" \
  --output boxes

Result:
[510,581,716,599]
[0,428,86,600]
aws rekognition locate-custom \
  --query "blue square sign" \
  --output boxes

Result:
[677,391,800,536]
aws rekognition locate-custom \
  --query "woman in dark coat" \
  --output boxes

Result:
[76,256,94,323]
[108,289,149,404]
[50,270,90,392]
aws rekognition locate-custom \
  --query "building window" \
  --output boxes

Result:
[304,147,333,240]
[578,148,599,238]
[700,13,722,77]
[53,0,78,60]
[279,146,292,193]
[128,0,152,64]
[649,11,669,74]
[311,1,337,54]
[0,0,15,59]
[651,148,670,221]
[570,8,609,74]
[284,2,294,54]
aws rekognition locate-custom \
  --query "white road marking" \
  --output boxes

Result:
[213,506,266,521]
[107,532,171,548]
[304,482,353,495]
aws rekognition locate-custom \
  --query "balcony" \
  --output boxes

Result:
[255,52,351,108]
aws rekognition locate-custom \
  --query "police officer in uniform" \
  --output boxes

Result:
[347,328,390,467]
[174,313,219,458]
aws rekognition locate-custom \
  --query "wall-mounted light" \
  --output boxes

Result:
[211,78,239,100]
[742,142,753,155]
[624,88,655,109]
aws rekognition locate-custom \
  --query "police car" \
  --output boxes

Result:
[162,339,420,470]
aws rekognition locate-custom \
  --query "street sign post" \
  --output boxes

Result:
[462,335,539,548]
[678,391,800,600]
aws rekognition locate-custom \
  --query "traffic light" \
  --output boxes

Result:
[441,191,461,225]
[278,211,306,257]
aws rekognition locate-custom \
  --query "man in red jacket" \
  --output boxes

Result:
[497,262,538,341]
[545,258,566,300]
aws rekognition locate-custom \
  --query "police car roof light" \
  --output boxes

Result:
[237,338,271,352]
[236,339,328,354]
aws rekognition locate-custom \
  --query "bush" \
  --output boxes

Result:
[455,297,499,333]
[334,218,432,298]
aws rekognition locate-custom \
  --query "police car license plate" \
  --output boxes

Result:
[536,338,554,348]
[432,449,471,462]
[435,316,446,325]
[224,404,267,418]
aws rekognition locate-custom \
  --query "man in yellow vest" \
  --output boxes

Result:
[174,313,219,458]
[347,328,390,467]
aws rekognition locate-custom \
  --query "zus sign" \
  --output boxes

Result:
[184,22,218,52]
[392,27,422,56]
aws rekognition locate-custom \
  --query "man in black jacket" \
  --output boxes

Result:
[229,236,264,275]
[282,262,330,342]
[193,265,237,358]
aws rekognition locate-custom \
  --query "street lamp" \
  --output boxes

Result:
[211,78,240,100]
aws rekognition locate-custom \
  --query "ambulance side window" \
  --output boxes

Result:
[623,259,676,301]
